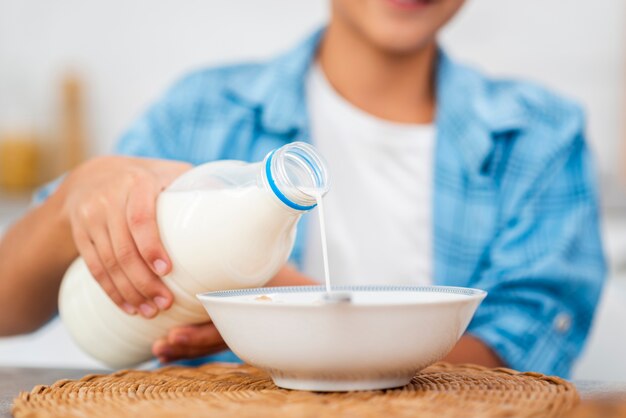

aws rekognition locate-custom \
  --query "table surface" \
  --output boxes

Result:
[2,367,626,418]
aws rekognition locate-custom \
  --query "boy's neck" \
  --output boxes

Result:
[317,20,437,124]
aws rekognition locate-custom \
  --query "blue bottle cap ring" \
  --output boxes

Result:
[265,150,317,211]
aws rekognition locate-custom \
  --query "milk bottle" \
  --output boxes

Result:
[58,142,329,368]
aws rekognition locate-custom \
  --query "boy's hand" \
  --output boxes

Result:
[58,156,191,318]
[152,322,227,363]
[152,266,318,363]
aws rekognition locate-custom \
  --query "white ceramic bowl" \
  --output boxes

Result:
[197,285,486,392]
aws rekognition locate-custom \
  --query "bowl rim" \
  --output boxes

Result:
[197,285,487,308]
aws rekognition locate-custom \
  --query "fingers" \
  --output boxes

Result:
[126,181,172,278]
[63,159,181,319]
[169,323,223,347]
[152,323,227,363]
[108,204,173,312]
[85,219,158,318]
[70,220,136,315]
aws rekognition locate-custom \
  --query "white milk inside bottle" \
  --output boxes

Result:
[58,142,329,368]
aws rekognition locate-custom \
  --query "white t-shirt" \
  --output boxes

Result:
[302,65,436,287]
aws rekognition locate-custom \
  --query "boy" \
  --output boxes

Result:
[0,0,605,377]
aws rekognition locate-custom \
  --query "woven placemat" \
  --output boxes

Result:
[12,362,578,418]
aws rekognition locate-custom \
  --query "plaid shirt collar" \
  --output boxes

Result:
[224,28,526,176]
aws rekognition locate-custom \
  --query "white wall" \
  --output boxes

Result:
[1,0,625,375]
[0,0,329,157]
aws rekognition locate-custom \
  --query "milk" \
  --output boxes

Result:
[58,142,329,368]
[312,192,332,293]
[59,187,300,368]
[158,188,300,294]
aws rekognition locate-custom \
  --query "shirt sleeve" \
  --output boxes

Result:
[32,175,65,205]
[467,124,606,378]
[114,74,201,160]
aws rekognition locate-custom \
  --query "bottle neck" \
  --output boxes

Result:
[263,142,330,211]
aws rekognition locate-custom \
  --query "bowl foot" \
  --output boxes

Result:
[271,375,413,392]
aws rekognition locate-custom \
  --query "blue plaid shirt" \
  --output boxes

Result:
[40,30,605,377]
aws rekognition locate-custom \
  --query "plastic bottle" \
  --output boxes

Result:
[58,142,329,368]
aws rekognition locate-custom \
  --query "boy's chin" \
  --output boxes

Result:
[332,0,464,55]
[363,26,439,55]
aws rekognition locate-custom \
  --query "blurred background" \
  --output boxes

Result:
[0,0,624,379]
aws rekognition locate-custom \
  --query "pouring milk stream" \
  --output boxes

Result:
[316,192,332,293]
[58,142,330,368]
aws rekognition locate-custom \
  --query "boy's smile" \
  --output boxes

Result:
[385,0,438,12]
